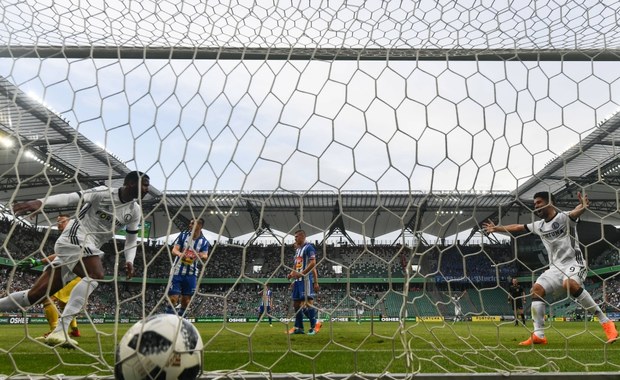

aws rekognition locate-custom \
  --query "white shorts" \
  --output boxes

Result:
[52,236,102,285]
[535,262,587,300]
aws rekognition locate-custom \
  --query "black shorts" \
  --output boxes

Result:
[512,299,524,310]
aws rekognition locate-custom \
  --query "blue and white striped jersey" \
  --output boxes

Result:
[171,231,210,276]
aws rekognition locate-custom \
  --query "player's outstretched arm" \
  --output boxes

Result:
[569,191,589,220]
[482,220,526,234]
[17,253,56,270]
[14,193,81,217]
[12,200,43,216]
[16,257,43,269]
[16,253,57,270]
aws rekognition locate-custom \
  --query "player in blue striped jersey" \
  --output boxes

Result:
[166,218,209,317]
[258,285,273,326]
[287,229,318,335]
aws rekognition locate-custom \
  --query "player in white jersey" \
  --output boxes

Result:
[2,171,149,347]
[483,191,618,345]
[356,301,365,324]
[17,214,82,338]
[452,293,464,322]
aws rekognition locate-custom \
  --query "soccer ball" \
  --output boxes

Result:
[115,314,203,380]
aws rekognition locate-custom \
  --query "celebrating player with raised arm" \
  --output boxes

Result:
[483,191,618,345]
[1,171,149,347]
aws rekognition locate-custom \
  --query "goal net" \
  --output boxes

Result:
[1,1,620,379]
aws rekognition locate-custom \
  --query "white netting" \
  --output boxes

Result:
[1,1,620,379]
[2,0,620,50]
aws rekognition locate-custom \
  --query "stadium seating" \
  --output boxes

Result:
[1,216,618,320]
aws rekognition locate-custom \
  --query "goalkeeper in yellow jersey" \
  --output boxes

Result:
[17,214,81,338]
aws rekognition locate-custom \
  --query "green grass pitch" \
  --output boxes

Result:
[0,320,618,377]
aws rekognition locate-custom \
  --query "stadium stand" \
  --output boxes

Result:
[1,216,618,321]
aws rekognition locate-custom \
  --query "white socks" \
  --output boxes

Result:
[531,300,546,338]
[0,290,31,311]
[529,288,610,340]
[53,277,99,334]
[574,288,609,324]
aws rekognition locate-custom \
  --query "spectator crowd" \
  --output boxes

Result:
[1,216,618,320]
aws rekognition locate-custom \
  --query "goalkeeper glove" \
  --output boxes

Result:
[17,258,43,270]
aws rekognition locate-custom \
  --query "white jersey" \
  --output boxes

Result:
[525,211,584,267]
[452,296,462,315]
[56,186,142,255]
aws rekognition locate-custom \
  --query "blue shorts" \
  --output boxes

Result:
[292,279,315,301]
[259,305,271,314]
[168,274,197,296]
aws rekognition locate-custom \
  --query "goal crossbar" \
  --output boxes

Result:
[2,46,620,61]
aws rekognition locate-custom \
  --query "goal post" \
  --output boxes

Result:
[1,1,620,379]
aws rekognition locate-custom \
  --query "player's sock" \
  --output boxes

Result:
[178,308,186,317]
[573,288,610,323]
[531,298,545,338]
[53,278,98,334]
[69,319,81,337]
[0,290,31,311]
[44,302,59,330]
[520,313,526,324]
[294,305,304,330]
[165,305,176,314]
[307,307,316,329]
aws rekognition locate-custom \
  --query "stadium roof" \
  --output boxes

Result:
[516,114,620,221]
[0,75,618,241]
[156,190,518,242]
[0,76,162,200]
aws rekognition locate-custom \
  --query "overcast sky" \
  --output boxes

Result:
[3,57,619,195]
